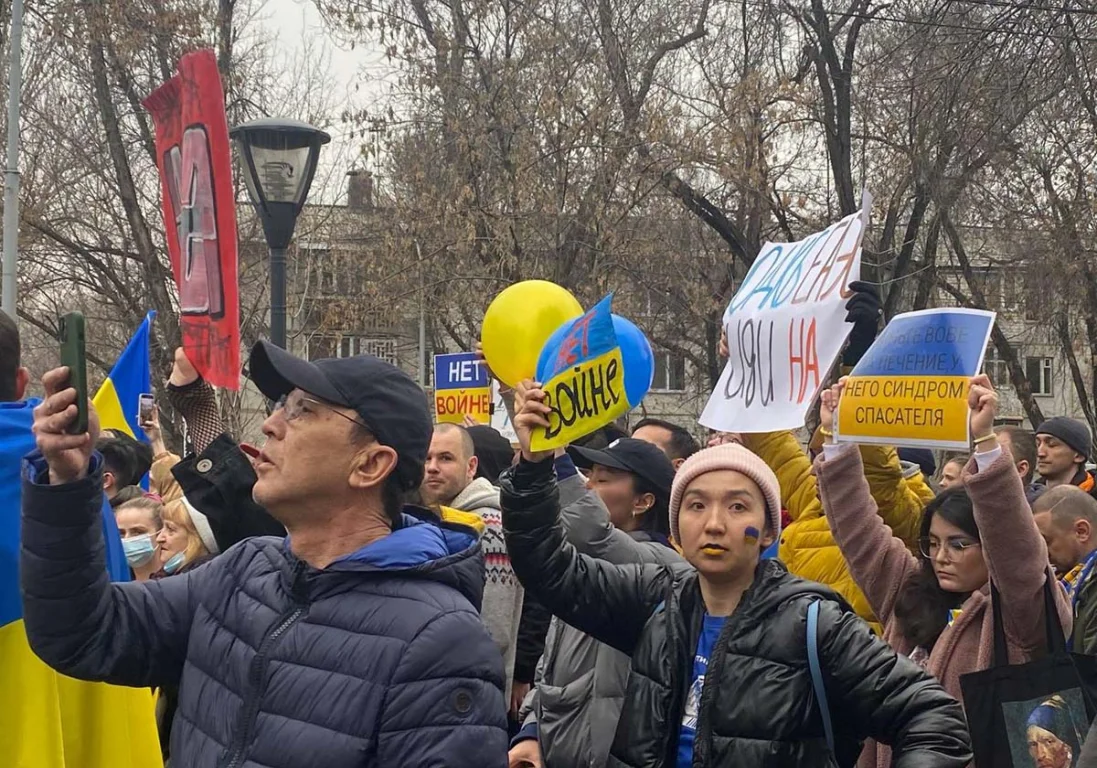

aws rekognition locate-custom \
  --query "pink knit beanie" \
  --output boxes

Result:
[669,443,782,545]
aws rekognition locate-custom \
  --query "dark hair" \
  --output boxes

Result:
[631,475,671,539]
[893,489,981,650]
[98,435,153,489]
[111,485,148,507]
[996,426,1038,485]
[0,309,20,402]
[573,424,628,451]
[633,417,700,462]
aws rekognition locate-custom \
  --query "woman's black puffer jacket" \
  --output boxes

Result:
[500,457,972,768]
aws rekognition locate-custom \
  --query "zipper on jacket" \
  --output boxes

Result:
[690,593,752,768]
[220,561,309,768]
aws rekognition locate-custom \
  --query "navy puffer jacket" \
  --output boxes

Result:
[20,452,508,768]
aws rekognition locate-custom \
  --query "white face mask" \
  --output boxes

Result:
[122,534,156,568]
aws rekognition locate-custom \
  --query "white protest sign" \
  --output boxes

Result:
[491,382,519,444]
[700,196,870,433]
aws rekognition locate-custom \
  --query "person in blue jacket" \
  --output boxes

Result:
[20,339,508,768]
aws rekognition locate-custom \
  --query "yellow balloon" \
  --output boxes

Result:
[482,281,584,388]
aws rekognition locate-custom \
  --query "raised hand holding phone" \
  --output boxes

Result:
[33,367,100,485]
[58,312,88,435]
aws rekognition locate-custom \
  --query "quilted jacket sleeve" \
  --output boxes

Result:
[742,431,820,522]
[813,599,972,766]
[376,608,508,767]
[500,457,671,656]
[21,452,214,688]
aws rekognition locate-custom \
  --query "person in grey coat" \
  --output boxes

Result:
[22,342,507,768]
[508,439,684,768]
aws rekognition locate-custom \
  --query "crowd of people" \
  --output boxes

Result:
[5,284,1097,767]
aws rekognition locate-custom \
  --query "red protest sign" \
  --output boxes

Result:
[144,50,240,389]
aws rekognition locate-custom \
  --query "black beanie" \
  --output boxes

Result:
[466,425,515,484]
[1036,417,1092,462]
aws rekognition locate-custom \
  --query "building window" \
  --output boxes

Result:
[358,338,399,366]
[1026,356,1053,396]
[652,349,686,392]
[308,335,399,366]
[982,347,1010,389]
[306,335,336,361]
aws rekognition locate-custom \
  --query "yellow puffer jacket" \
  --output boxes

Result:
[742,431,934,634]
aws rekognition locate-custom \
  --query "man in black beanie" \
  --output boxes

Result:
[1036,416,1097,500]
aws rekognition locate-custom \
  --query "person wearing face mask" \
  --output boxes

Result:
[815,374,1073,767]
[153,498,218,578]
[503,379,971,767]
[114,496,163,581]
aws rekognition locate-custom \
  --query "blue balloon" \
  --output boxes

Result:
[535,313,655,407]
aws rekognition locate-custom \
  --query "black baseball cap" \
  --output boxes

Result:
[248,340,432,491]
[569,438,675,496]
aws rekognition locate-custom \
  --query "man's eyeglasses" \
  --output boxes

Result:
[918,536,981,559]
[273,393,369,433]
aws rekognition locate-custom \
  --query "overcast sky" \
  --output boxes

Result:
[260,0,388,203]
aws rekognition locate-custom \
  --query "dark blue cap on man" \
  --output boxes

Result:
[569,437,675,496]
[248,340,432,491]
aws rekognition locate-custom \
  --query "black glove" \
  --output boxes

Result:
[842,280,883,367]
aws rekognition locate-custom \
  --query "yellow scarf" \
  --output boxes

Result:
[1063,562,1085,592]
[438,506,485,536]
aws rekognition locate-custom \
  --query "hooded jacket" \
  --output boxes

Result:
[451,476,524,700]
[20,451,508,768]
[502,456,972,768]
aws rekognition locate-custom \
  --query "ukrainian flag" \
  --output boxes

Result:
[93,311,155,439]
[1,400,162,766]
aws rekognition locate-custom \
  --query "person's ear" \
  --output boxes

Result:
[1076,519,1093,545]
[14,367,28,401]
[1016,459,1030,480]
[103,471,116,493]
[467,454,479,481]
[760,528,777,549]
[632,492,655,517]
[349,444,399,492]
[672,457,685,471]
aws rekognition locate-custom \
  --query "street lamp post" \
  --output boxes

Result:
[230,118,330,349]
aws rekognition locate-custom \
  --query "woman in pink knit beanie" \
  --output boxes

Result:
[499,379,972,768]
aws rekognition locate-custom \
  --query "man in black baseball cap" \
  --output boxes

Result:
[568,437,675,539]
[21,341,508,767]
[248,339,433,502]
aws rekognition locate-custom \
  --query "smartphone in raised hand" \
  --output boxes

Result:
[138,393,156,426]
[58,312,89,435]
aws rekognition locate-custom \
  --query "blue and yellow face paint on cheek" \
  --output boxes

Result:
[743,526,760,546]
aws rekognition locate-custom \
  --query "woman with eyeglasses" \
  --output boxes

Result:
[816,373,1072,767]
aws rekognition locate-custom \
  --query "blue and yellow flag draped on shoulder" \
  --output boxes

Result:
[1,369,161,764]
[93,310,155,440]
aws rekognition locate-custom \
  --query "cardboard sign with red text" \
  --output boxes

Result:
[700,193,870,433]
[434,353,491,424]
[143,49,240,389]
